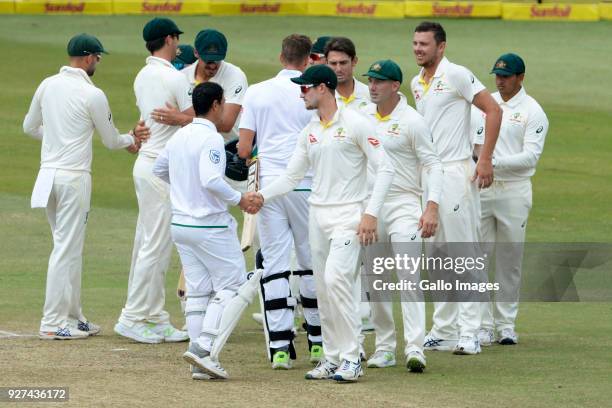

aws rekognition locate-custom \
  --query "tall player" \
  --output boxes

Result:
[115,17,191,344]
[237,34,322,369]
[410,21,502,355]
[472,53,548,346]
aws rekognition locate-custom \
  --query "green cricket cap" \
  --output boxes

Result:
[173,44,197,65]
[290,64,337,90]
[491,53,525,76]
[143,17,183,42]
[363,59,403,83]
[67,33,107,57]
[195,29,228,62]
[311,36,331,55]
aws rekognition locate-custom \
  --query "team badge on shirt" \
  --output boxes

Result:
[309,134,318,144]
[367,137,381,147]
[509,112,523,124]
[209,149,221,164]
[387,123,400,136]
[334,127,347,139]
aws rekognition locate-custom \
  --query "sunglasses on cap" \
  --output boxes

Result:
[310,53,324,62]
[300,84,316,94]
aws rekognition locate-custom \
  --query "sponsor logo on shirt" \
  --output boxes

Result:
[414,90,421,101]
[367,137,380,147]
[477,127,484,135]
[234,85,243,95]
[334,127,347,139]
[536,125,544,134]
[387,123,400,136]
[509,112,523,124]
[308,134,318,144]
[209,149,221,164]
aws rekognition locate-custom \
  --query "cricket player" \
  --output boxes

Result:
[252,64,395,382]
[115,17,191,344]
[153,29,247,143]
[472,54,548,346]
[23,33,148,339]
[360,60,442,372]
[172,44,197,71]
[309,36,330,66]
[325,37,370,112]
[237,34,322,369]
[410,21,502,355]
[153,82,255,380]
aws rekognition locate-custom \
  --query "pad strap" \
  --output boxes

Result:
[292,269,313,276]
[264,297,297,311]
[261,271,291,285]
[269,330,295,342]
[300,295,318,309]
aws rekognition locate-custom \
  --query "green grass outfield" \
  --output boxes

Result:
[1,16,611,407]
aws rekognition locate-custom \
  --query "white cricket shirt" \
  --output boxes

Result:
[361,94,443,203]
[23,66,133,172]
[471,87,548,181]
[410,57,485,163]
[260,105,395,218]
[153,118,241,226]
[183,60,248,141]
[336,77,370,112]
[134,56,192,159]
[239,69,313,182]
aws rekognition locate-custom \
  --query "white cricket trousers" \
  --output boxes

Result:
[40,170,91,332]
[368,192,426,356]
[309,202,363,365]
[480,179,531,332]
[423,159,481,339]
[171,213,246,349]
[257,176,320,350]
[119,155,172,327]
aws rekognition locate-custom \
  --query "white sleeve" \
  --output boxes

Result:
[171,73,193,112]
[412,118,442,204]
[23,80,46,140]
[88,89,134,149]
[200,135,242,205]
[260,129,310,202]
[471,107,486,146]
[355,119,394,217]
[224,69,248,105]
[496,108,549,170]
[238,87,256,131]
[153,148,170,184]
[453,67,486,104]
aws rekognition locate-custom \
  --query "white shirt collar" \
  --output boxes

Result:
[59,66,94,85]
[501,86,527,108]
[277,69,302,78]
[192,117,217,131]
[146,56,176,69]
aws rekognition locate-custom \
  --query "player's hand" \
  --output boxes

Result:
[472,157,494,189]
[152,103,188,126]
[126,143,140,154]
[240,192,263,214]
[357,214,378,246]
[418,201,439,238]
[133,120,150,143]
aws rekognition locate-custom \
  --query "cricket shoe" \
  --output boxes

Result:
[406,350,426,373]
[271,350,292,370]
[333,359,363,382]
[453,336,482,355]
[183,342,228,379]
[114,322,163,344]
[39,327,89,340]
[305,359,338,380]
[77,320,101,336]
[423,332,458,351]
[148,323,188,343]
[191,365,212,380]
[478,328,495,347]
[310,344,323,364]
[498,328,518,345]
[366,351,396,368]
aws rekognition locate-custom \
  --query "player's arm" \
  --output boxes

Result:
[217,103,241,133]
[152,148,170,183]
[200,135,242,205]
[23,80,46,140]
[151,74,195,127]
[237,89,256,159]
[88,89,136,150]
[495,108,549,170]
[238,129,255,159]
[472,90,502,164]
[413,119,442,238]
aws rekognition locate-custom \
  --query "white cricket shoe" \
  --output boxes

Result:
[191,365,212,380]
[305,359,338,380]
[366,351,396,368]
[333,359,363,382]
[252,312,263,325]
[39,327,89,340]
[183,342,228,379]
[148,323,189,343]
[70,320,100,336]
[423,332,458,351]
[478,328,495,347]
[498,328,518,345]
[453,335,482,355]
[406,350,426,373]
[114,322,163,344]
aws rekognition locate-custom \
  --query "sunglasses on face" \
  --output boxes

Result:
[300,84,315,94]
[310,53,323,61]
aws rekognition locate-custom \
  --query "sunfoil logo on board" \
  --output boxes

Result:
[432,2,474,17]
[240,3,281,13]
[336,3,377,15]
[530,5,571,18]
[142,1,183,13]
[45,2,85,13]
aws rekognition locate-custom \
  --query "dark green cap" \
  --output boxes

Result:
[491,53,525,76]
[173,44,197,65]
[67,33,107,57]
[143,17,183,42]
[311,36,331,55]
[363,59,403,83]
[290,64,337,90]
[195,29,227,62]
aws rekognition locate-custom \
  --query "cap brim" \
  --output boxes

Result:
[363,71,393,81]
[201,54,225,62]
[490,68,515,76]
[290,77,311,85]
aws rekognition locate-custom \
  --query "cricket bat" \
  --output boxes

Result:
[240,147,259,252]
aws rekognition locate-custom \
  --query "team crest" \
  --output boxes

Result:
[308,134,318,144]
[207,44,218,53]
[495,60,507,69]
[387,123,400,136]
[367,137,380,147]
[371,63,382,72]
[509,112,523,123]
[209,149,221,164]
[334,127,347,139]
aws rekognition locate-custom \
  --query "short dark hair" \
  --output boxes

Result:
[146,34,179,54]
[414,21,446,44]
[281,34,312,65]
[324,37,356,60]
[192,82,224,116]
